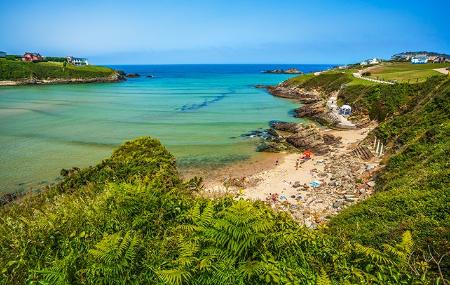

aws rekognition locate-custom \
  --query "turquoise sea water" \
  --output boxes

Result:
[0,64,332,192]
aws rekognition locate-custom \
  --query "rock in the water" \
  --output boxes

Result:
[126,73,141,78]
[262,68,302,74]
[270,121,300,133]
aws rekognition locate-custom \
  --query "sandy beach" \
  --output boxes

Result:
[200,124,381,227]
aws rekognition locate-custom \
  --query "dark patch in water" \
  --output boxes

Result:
[0,107,63,117]
[10,133,118,148]
[287,109,297,117]
[177,90,233,112]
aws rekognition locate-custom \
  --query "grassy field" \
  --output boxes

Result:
[0,59,116,81]
[367,62,449,83]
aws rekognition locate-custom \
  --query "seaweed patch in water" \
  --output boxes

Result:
[177,91,232,112]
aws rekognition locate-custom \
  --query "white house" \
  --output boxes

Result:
[411,56,428,64]
[339,104,352,116]
[360,58,381,65]
[66,56,89,66]
[368,58,380,64]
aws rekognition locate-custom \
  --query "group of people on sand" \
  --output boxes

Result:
[275,150,314,170]
[296,150,313,170]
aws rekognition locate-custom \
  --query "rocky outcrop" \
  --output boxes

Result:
[270,121,299,133]
[263,68,302,74]
[126,73,141,78]
[285,124,341,155]
[249,122,342,155]
[267,85,345,127]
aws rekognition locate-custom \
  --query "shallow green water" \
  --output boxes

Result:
[0,64,330,192]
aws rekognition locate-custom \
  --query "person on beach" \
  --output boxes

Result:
[275,160,279,166]
[295,159,299,170]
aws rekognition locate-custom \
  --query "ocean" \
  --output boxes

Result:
[0,64,332,192]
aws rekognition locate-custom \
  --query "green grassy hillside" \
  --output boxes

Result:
[367,62,449,83]
[0,73,449,284]
[329,77,450,274]
[0,59,115,81]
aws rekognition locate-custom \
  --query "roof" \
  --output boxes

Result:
[341,104,351,109]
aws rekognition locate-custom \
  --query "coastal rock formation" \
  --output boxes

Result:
[263,68,302,74]
[126,73,141,78]
[267,84,355,127]
[270,121,299,133]
[250,122,342,155]
[284,124,341,155]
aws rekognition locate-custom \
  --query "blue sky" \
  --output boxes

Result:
[0,0,449,64]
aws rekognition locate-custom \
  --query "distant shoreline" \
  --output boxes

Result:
[0,71,124,86]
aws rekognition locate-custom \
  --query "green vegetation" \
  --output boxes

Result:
[0,70,449,283]
[0,58,115,81]
[367,62,449,83]
[330,77,450,276]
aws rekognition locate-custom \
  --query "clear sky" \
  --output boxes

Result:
[0,0,449,64]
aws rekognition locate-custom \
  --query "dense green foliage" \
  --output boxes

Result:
[338,76,443,121]
[0,58,115,81]
[285,73,352,93]
[1,74,449,283]
[330,77,450,277]
[0,137,440,284]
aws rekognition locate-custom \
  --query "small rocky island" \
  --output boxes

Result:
[262,68,302,74]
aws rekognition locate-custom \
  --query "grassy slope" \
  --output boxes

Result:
[284,72,450,272]
[0,138,436,284]
[367,62,449,83]
[0,59,115,81]
[0,69,449,284]
[329,77,450,271]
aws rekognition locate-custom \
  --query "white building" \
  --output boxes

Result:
[360,58,381,65]
[339,105,352,116]
[411,56,428,64]
[66,56,89,66]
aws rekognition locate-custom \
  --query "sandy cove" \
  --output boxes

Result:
[201,124,381,227]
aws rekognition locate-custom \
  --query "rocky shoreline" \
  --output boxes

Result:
[0,71,126,86]
[267,82,370,128]
[202,75,381,227]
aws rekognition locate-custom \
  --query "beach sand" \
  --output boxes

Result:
[198,125,380,226]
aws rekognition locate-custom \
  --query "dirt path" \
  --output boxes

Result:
[433,67,449,75]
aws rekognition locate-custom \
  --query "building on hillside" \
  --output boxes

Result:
[339,104,352,116]
[432,56,447,63]
[360,58,381,66]
[22,52,43,62]
[411,56,428,64]
[0,51,6,58]
[368,58,381,64]
[66,56,89,66]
